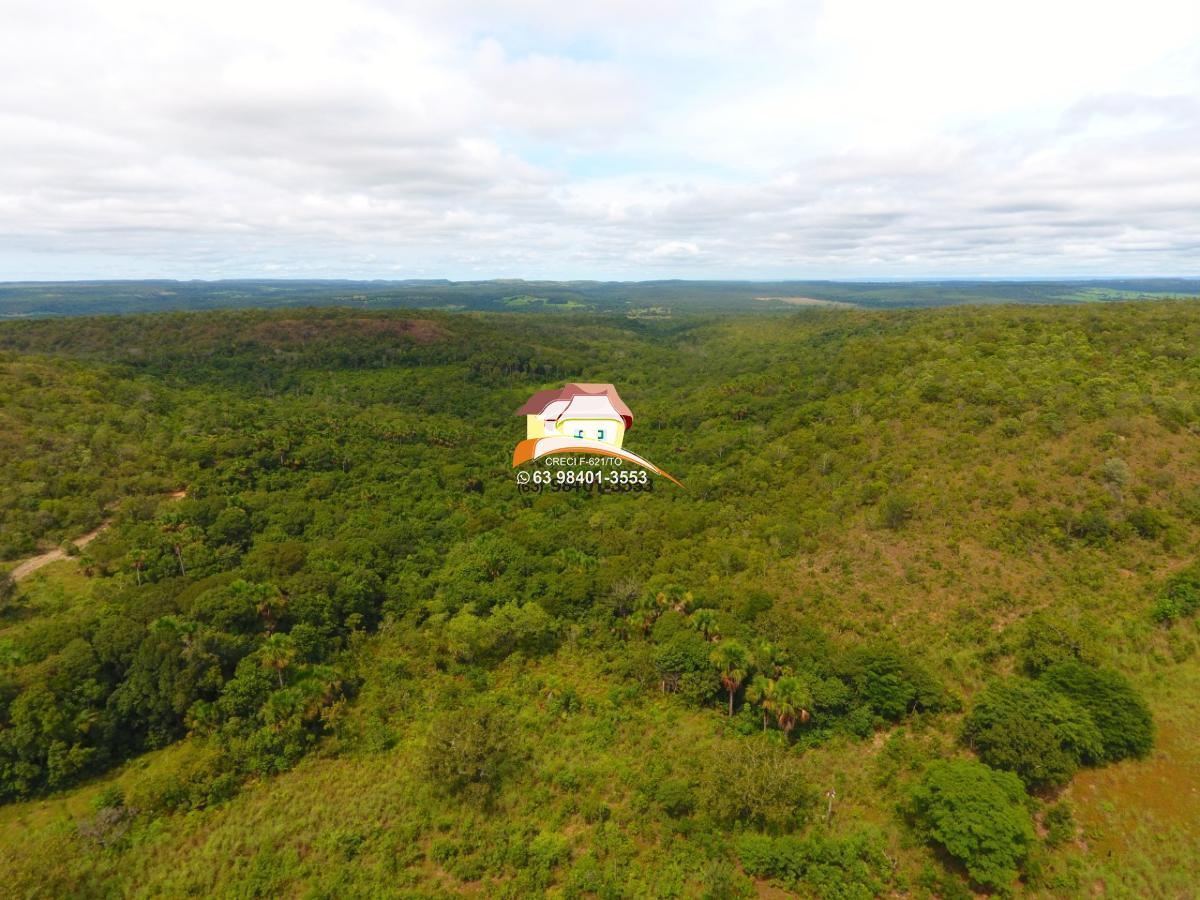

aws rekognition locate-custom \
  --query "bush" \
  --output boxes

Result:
[655,778,696,818]
[77,803,136,848]
[442,601,558,663]
[1100,458,1131,491]
[423,706,515,802]
[1042,802,1075,848]
[528,831,570,874]
[1013,611,1099,675]
[699,740,812,832]
[962,678,1103,787]
[123,744,237,814]
[736,829,891,899]
[1151,564,1200,625]
[879,493,915,530]
[1039,662,1153,762]
[699,859,754,900]
[654,628,718,703]
[905,759,1035,892]
[1069,506,1113,546]
[838,645,949,722]
[91,784,125,812]
[1126,506,1168,540]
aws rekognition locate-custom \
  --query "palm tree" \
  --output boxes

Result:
[295,665,343,723]
[607,577,641,618]
[128,549,147,585]
[256,587,288,635]
[264,687,302,731]
[186,700,220,734]
[672,590,696,615]
[690,609,719,641]
[756,642,788,678]
[772,675,814,736]
[745,675,777,731]
[632,594,660,636]
[260,633,296,689]
[158,514,190,576]
[711,640,750,716]
[174,618,201,660]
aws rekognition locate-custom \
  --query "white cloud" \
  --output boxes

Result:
[647,240,701,261]
[0,0,1198,278]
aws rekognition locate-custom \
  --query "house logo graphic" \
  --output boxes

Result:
[513,383,682,486]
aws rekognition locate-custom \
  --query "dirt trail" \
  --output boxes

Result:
[7,489,188,583]
[9,523,110,581]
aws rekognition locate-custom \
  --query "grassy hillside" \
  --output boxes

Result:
[1,303,1199,897]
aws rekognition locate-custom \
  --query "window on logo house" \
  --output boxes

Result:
[597,429,605,440]
[575,428,584,439]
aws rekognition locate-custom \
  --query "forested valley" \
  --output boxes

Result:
[1,303,1199,897]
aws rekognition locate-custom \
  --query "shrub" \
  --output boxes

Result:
[1039,662,1153,762]
[699,740,812,832]
[840,705,875,739]
[423,706,515,802]
[1013,611,1099,675]
[529,831,570,870]
[443,601,558,663]
[91,784,125,812]
[655,778,696,818]
[810,676,852,716]
[699,859,754,900]
[905,759,1035,892]
[654,629,718,702]
[1100,458,1131,491]
[1069,506,1113,546]
[879,493,915,530]
[1042,802,1075,848]
[838,645,949,722]
[1151,564,1200,625]
[962,677,1103,787]
[1126,506,1168,540]
[123,745,237,814]
[736,829,891,899]
[77,803,137,848]
[998,417,1022,438]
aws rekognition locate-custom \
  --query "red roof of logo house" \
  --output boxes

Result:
[514,383,633,430]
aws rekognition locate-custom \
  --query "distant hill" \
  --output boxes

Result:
[1,277,1198,316]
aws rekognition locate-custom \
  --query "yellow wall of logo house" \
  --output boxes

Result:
[524,393,627,447]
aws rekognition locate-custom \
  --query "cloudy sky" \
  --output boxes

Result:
[2,0,1199,280]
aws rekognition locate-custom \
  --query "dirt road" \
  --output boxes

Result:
[7,489,187,583]
[9,522,110,581]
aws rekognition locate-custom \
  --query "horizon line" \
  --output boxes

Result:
[2,275,1199,286]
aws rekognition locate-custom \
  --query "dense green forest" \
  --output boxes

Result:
[1,302,1199,896]
[1,277,1198,317]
